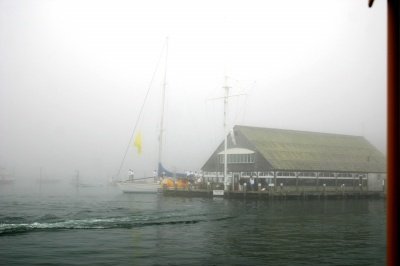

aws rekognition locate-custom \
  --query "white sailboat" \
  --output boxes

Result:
[117,39,171,193]
[117,177,160,193]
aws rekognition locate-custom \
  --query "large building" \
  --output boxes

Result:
[201,125,386,192]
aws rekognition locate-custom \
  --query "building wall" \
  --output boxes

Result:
[367,173,386,192]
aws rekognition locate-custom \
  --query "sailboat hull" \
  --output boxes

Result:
[117,181,161,193]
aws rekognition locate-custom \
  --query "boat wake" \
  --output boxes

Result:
[0,215,235,236]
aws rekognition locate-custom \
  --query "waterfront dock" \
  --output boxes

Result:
[161,187,385,200]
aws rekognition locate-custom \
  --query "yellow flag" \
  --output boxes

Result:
[134,132,142,155]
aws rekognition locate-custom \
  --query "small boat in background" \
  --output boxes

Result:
[0,167,15,185]
[70,170,94,188]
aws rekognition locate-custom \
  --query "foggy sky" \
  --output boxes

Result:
[0,0,387,182]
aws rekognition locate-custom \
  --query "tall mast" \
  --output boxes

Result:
[223,76,229,191]
[158,38,168,172]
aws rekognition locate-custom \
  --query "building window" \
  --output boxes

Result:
[337,173,353,178]
[319,172,335,178]
[356,173,367,179]
[220,154,255,164]
[258,171,274,177]
[277,171,296,177]
[298,172,316,177]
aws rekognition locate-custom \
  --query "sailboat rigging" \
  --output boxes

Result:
[116,38,183,193]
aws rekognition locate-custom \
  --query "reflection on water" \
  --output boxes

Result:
[0,182,386,265]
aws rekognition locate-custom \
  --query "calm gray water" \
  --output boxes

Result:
[0,181,386,265]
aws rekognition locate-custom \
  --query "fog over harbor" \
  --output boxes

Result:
[0,0,386,183]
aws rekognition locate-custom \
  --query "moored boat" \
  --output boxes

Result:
[117,38,184,193]
[117,179,161,193]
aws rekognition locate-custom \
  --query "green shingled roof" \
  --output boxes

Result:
[236,125,386,173]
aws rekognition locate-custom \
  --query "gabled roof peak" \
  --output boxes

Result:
[233,125,364,139]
